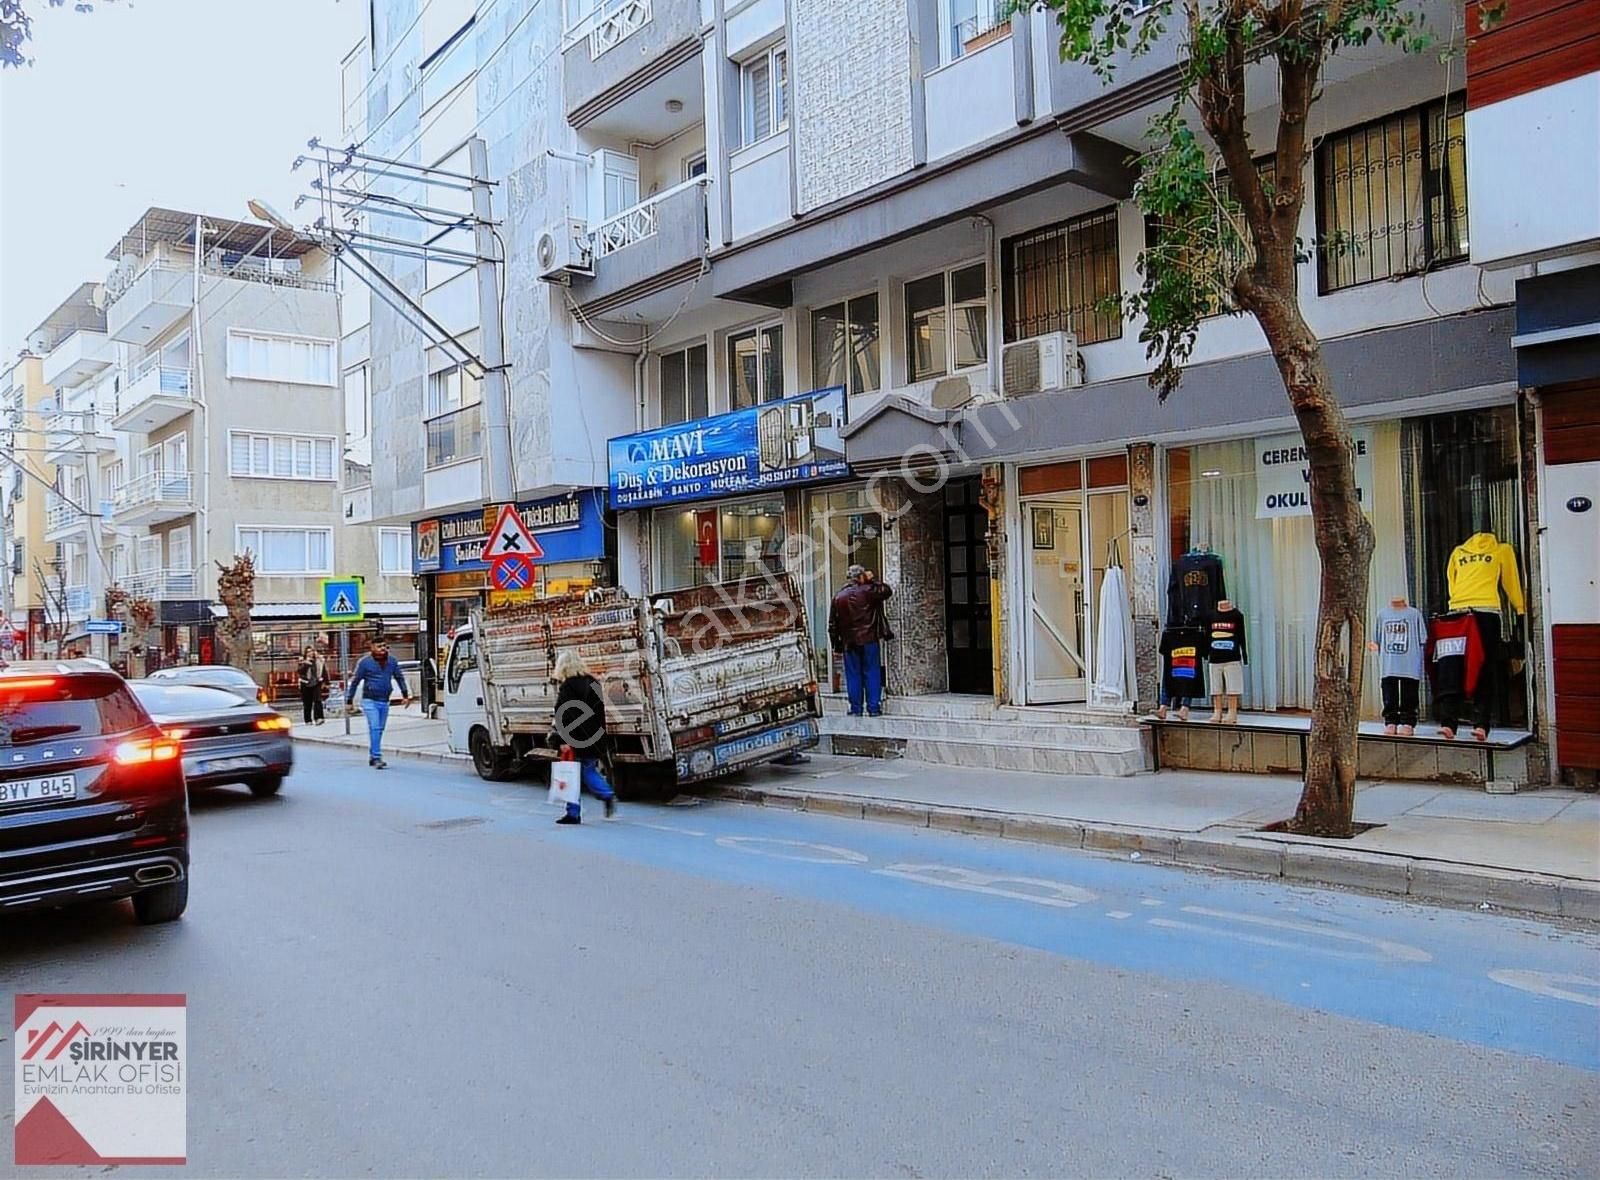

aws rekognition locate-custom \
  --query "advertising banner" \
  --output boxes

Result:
[1254,426,1375,519]
[411,489,605,574]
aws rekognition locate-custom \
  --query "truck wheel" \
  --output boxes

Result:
[470,729,513,782]
[613,760,677,801]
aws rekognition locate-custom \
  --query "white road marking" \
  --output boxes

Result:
[861,770,909,780]
[1488,969,1600,1008]
[1106,911,1133,920]
[873,864,1097,909]
[714,836,869,864]
[637,823,707,837]
[1140,898,1163,907]
[1149,906,1432,963]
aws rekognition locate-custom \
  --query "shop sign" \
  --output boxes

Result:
[411,490,605,574]
[1254,427,1375,519]
[607,386,848,509]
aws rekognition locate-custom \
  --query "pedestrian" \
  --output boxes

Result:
[344,639,410,769]
[828,564,893,717]
[297,645,327,726]
[550,650,617,826]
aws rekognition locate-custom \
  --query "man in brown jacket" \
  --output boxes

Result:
[829,564,893,716]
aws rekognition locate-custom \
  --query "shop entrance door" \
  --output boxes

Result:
[1024,497,1089,702]
[943,478,993,695]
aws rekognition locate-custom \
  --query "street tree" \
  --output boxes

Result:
[216,553,257,678]
[2,0,113,68]
[1035,0,1504,836]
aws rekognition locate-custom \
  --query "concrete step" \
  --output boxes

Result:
[818,732,1150,776]
[820,694,1142,728]
[821,713,1146,753]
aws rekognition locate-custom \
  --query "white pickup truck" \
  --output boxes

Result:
[441,576,820,788]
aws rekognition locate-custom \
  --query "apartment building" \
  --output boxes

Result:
[1,352,62,660]
[12,207,416,694]
[353,0,1587,783]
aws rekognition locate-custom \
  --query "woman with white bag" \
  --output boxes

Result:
[550,650,618,826]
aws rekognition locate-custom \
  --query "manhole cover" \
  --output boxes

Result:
[417,816,488,832]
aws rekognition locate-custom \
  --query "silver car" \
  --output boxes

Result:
[128,681,293,797]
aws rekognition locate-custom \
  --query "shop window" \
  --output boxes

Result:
[659,343,709,425]
[811,295,881,396]
[653,494,786,590]
[1003,208,1122,345]
[728,323,784,409]
[906,263,987,383]
[1316,96,1468,293]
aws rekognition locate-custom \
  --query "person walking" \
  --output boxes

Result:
[344,639,410,769]
[550,650,617,826]
[828,564,893,717]
[297,646,328,726]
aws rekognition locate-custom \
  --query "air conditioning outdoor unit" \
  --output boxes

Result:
[535,219,593,284]
[1001,331,1080,397]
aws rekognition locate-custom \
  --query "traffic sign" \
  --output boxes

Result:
[489,554,534,591]
[86,619,123,635]
[319,576,366,623]
[481,503,545,561]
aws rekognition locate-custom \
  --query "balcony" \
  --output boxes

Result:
[42,330,114,389]
[423,404,484,511]
[111,469,195,527]
[65,586,92,617]
[122,568,198,602]
[563,0,702,134]
[43,410,116,466]
[576,179,708,318]
[112,357,194,434]
[105,263,194,346]
[45,494,91,540]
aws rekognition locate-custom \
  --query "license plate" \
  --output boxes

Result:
[0,773,78,806]
[194,755,263,776]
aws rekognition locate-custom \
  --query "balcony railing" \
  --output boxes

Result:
[591,176,705,259]
[118,358,194,416]
[46,495,85,534]
[953,4,1011,58]
[123,568,197,601]
[565,0,651,59]
[425,403,483,470]
[113,469,194,514]
[65,586,92,615]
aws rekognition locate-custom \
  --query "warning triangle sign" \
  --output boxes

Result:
[330,591,355,614]
[482,503,545,561]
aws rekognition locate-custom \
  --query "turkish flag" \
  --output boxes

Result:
[695,509,719,567]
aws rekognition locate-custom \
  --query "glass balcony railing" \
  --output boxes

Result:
[425,403,484,469]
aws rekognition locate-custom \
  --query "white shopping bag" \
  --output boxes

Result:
[549,759,582,807]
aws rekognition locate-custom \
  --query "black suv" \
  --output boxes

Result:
[0,663,189,923]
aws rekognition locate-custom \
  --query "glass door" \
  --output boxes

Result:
[1024,497,1089,703]
[807,489,885,688]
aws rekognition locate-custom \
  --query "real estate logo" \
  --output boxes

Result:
[14,994,186,1166]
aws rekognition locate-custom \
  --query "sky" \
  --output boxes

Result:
[0,0,366,353]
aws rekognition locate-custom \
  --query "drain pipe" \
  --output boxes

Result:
[972,213,1001,397]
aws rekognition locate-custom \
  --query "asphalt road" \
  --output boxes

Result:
[3,743,1598,1178]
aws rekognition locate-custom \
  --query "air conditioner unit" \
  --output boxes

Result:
[535,219,593,284]
[1001,331,1080,397]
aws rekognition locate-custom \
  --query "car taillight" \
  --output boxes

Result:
[255,716,291,732]
[0,677,57,691]
[163,727,189,740]
[678,725,715,747]
[114,737,181,765]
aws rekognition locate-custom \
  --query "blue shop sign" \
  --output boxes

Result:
[607,386,848,509]
[412,489,606,574]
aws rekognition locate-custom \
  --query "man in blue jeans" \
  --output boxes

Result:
[344,639,411,768]
[828,564,893,717]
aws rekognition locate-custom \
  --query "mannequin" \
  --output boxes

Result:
[1369,595,1425,736]
[1203,597,1247,725]
[1444,531,1526,741]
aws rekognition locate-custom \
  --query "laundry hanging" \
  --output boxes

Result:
[1093,563,1134,703]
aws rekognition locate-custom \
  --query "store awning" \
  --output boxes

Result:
[208,601,421,621]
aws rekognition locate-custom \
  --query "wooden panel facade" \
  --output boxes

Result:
[1552,624,1600,770]
[1467,0,1600,108]
[1541,381,1600,465]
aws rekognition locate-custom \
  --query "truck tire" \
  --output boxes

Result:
[613,760,677,801]
[470,729,514,782]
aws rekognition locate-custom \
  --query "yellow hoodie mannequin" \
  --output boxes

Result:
[1446,532,1525,614]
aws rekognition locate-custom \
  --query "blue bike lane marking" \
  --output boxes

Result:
[317,765,1600,1071]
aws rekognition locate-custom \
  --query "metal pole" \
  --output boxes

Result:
[470,136,514,503]
[341,627,351,736]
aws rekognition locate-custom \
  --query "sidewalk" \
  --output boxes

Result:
[292,711,1600,921]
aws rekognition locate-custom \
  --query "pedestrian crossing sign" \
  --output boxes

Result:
[320,576,366,623]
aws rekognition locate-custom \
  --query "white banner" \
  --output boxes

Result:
[1254,427,1374,519]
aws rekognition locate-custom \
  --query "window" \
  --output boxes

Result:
[226,331,337,386]
[340,41,368,140]
[941,1,1009,64]
[427,364,481,418]
[343,366,370,445]
[1317,96,1468,293]
[237,527,333,576]
[1004,208,1122,345]
[229,432,338,481]
[167,526,192,574]
[1143,158,1276,318]
[811,295,881,396]
[659,344,709,425]
[906,262,987,382]
[426,366,483,468]
[421,0,475,66]
[653,494,787,589]
[590,149,641,222]
[728,323,784,409]
[379,528,412,575]
[740,44,788,146]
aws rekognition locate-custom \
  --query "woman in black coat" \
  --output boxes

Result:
[551,650,617,825]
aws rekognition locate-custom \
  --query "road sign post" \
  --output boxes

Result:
[340,627,351,736]
[320,578,366,736]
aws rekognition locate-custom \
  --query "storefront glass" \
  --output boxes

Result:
[805,487,886,685]
[1165,406,1525,721]
[653,493,787,591]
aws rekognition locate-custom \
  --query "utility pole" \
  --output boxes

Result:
[469,136,514,504]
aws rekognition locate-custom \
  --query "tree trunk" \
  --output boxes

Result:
[1248,291,1375,837]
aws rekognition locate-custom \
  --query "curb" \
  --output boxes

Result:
[292,731,470,766]
[704,783,1598,924]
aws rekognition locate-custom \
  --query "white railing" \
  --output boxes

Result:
[46,495,84,533]
[123,568,197,600]
[564,0,651,59]
[65,586,92,615]
[590,175,706,259]
[118,359,194,416]
[112,469,193,514]
[104,261,189,307]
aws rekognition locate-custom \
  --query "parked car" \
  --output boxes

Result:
[146,664,269,704]
[0,661,189,923]
[128,681,292,796]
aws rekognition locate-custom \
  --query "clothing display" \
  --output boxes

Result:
[1381,676,1420,728]
[1374,603,1427,681]
[1427,612,1486,733]
[1202,606,1248,666]
[1446,532,1526,614]
[1093,563,1133,702]
[1166,550,1227,627]
[1158,625,1208,704]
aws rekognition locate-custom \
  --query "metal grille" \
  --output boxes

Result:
[1317,96,1468,293]
[1003,208,1121,345]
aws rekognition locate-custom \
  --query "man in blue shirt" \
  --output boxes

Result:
[344,639,411,768]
